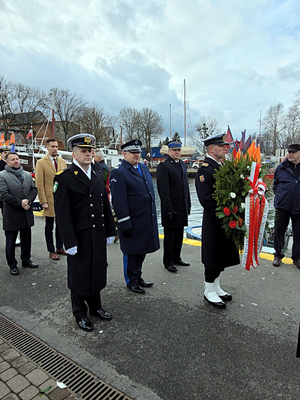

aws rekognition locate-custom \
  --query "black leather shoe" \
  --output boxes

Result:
[174,260,190,266]
[204,295,226,309]
[272,257,282,267]
[90,308,112,320]
[293,259,300,270]
[138,278,153,287]
[164,264,178,273]
[22,260,39,268]
[10,267,19,276]
[127,284,146,294]
[76,317,94,332]
[219,293,232,301]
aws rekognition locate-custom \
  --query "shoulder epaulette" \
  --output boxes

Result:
[201,162,209,167]
[55,170,65,175]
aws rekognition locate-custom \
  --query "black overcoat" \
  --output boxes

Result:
[195,157,240,270]
[54,163,116,296]
[0,168,37,231]
[0,159,6,209]
[156,155,191,228]
[110,160,159,255]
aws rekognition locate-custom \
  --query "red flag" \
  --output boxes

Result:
[225,126,234,143]
[26,129,33,139]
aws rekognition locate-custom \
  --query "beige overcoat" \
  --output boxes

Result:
[35,154,67,217]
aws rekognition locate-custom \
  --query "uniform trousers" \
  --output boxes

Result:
[204,267,225,283]
[274,208,300,261]
[163,227,184,266]
[71,290,102,320]
[45,216,63,253]
[123,254,146,286]
[5,228,31,268]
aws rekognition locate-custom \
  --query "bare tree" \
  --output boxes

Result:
[190,116,220,154]
[119,107,143,141]
[50,88,87,145]
[0,76,14,138]
[11,83,48,140]
[139,108,164,152]
[262,103,285,154]
[285,103,300,146]
[76,104,113,145]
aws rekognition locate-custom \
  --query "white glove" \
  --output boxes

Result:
[66,246,78,256]
[106,237,115,245]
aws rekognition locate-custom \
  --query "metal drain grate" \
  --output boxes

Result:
[0,313,133,400]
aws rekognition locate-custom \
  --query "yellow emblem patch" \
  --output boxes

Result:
[199,175,205,182]
[74,171,78,175]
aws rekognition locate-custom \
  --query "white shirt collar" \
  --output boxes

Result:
[73,159,92,179]
[207,154,222,165]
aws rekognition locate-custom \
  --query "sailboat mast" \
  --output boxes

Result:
[184,79,186,146]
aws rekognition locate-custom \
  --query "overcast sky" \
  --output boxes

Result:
[1,0,300,144]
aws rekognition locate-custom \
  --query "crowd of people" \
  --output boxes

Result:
[0,133,299,333]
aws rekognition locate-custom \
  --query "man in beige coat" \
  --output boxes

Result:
[35,138,67,260]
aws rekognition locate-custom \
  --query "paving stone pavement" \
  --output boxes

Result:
[0,338,74,400]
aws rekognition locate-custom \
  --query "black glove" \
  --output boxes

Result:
[122,228,132,237]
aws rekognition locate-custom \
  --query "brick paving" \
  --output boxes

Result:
[0,338,73,400]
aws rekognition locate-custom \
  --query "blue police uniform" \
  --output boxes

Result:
[110,140,159,291]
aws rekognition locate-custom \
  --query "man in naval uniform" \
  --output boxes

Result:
[53,133,116,332]
[156,140,191,273]
[195,133,240,309]
[110,139,159,294]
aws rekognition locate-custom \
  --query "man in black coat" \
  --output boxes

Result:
[110,139,159,294]
[0,152,38,275]
[156,140,191,272]
[0,145,12,213]
[54,134,116,332]
[195,134,240,309]
[272,143,300,268]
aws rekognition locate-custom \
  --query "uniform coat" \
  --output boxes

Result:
[35,154,67,217]
[110,160,159,255]
[0,158,6,210]
[0,168,37,231]
[54,163,116,296]
[156,155,191,228]
[195,157,240,270]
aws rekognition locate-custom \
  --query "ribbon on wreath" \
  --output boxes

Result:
[242,162,268,271]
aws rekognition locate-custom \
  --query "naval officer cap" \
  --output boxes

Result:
[203,133,229,147]
[121,139,142,153]
[288,143,300,152]
[67,133,96,150]
[0,144,12,153]
[167,140,182,149]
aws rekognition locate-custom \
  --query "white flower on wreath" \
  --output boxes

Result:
[241,202,245,209]
[230,192,236,198]
[240,174,244,179]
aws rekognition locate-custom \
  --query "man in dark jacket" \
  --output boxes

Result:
[156,140,191,272]
[272,143,300,268]
[0,145,12,213]
[0,152,38,275]
[110,139,159,294]
[54,134,116,332]
[195,134,240,309]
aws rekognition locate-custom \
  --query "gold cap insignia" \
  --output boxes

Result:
[84,136,92,144]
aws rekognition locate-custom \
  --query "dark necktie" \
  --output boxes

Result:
[53,158,57,171]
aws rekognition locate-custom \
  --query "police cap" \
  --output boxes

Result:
[203,133,229,147]
[167,140,182,149]
[121,139,142,153]
[288,143,300,153]
[67,133,96,150]
[0,145,12,153]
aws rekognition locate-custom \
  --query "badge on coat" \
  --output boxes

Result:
[199,175,205,182]
[53,181,58,193]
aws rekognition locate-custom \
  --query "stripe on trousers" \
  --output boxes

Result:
[123,254,129,284]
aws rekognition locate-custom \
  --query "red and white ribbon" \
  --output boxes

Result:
[242,162,269,271]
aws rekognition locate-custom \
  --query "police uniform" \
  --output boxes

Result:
[110,139,159,294]
[53,134,116,332]
[156,140,191,272]
[195,133,240,309]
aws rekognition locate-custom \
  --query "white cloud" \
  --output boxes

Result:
[1,0,300,140]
